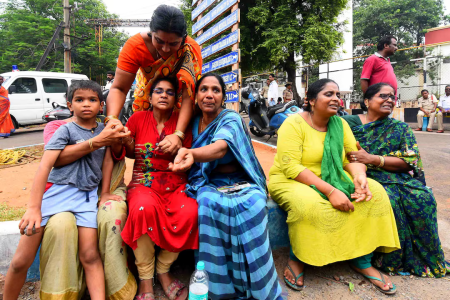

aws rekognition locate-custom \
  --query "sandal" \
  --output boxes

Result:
[135,292,155,300]
[284,264,304,291]
[165,279,187,300]
[354,269,397,295]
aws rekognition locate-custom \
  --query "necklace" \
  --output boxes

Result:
[309,112,316,130]
[75,121,98,133]
[199,117,206,133]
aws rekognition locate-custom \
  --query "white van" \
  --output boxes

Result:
[0,71,89,127]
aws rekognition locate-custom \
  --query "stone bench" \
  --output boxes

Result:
[0,221,40,282]
[0,199,289,282]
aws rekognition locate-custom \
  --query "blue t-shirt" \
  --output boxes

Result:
[45,122,106,191]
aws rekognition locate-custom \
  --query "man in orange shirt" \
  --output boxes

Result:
[0,75,16,137]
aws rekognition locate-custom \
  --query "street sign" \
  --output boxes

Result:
[192,0,238,34]
[192,0,217,21]
[221,70,239,85]
[202,50,240,73]
[201,30,239,58]
[225,90,239,103]
[196,10,239,46]
[192,0,199,7]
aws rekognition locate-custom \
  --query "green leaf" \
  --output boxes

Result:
[349,282,355,292]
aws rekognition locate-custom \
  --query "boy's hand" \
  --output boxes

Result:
[99,193,124,206]
[19,207,42,236]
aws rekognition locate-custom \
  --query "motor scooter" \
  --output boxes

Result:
[42,89,134,125]
[247,87,302,138]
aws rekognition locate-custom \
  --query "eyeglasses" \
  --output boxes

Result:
[153,88,175,96]
[378,93,395,101]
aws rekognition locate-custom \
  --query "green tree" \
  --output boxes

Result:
[247,0,348,100]
[353,0,449,92]
[0,0,129,84]
[184,0,349,100]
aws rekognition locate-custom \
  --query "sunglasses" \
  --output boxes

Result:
[378,93,395,101]
[153,88,175,96]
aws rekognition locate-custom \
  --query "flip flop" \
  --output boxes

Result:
[284,264,304,291]
[134,292,155,300]
[355,269,397,295]
[165,279,187,300]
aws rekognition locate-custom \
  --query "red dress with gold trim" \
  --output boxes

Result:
[121,110,198,252]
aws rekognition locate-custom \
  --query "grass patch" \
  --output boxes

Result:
[0,202,26,222]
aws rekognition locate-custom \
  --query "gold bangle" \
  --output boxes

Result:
[174,130,185,141]
[88,138,94,151]
[327,188,336,198]
[104,115,118,125]
[377,156,385,168]
[352,172,366,177]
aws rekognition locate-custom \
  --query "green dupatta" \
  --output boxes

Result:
[312,116,355,200]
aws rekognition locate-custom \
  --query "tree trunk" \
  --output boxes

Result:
[284,51,301,104]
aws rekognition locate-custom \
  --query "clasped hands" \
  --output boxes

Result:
[102,119,182,155]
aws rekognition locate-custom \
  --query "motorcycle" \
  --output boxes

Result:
[43,89,134,125]
[43,102,72,122]
[239,86,251,114]
[246,87,302,138]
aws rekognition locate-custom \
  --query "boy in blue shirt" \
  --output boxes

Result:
[4,80,127,299]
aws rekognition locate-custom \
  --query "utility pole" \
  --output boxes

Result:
[63,0,71,73]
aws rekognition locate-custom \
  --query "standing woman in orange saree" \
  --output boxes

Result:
[106,5,202,155]
[0,75,16,138]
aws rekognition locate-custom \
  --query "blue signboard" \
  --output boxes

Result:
[192,0,199,7]
[202,50,239,74]
[201,30,239,58]
[225,90,239,103]
[192,0,217,21]
[196,10,239,46]
[192,0,238,35]
[221,70,239,85]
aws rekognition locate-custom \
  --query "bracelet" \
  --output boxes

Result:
[327,188,336,198]
[88,139,94,151]
[104,115,118,125]
[377,155,385,168]
[174,130,185,141]
[352,172,366,177]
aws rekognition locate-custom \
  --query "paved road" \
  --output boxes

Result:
[0,128,44,149]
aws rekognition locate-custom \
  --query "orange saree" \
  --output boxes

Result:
[117,34,202,112]
[0,86,15,137]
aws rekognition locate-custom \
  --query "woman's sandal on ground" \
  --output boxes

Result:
[165,279,188,300]
[284,264,305,291]
[134,292,156,300]
[356,269,397,295]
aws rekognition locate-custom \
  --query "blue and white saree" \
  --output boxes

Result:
[187,109,282,300]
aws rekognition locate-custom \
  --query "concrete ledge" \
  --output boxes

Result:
[0,220,40,282]
[0,200,290,282]
[267,199,289,250]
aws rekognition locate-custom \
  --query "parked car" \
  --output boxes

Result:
[0,71,89,129]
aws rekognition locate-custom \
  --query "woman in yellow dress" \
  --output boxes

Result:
[268,79,400,295]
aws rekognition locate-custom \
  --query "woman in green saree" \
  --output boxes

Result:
[342,83,450,278]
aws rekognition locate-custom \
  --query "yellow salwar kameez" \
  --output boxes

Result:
[268,114,400,267]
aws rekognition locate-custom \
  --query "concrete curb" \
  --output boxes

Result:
[0,220,40,281]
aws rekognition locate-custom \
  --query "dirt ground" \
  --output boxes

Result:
[1,137,450,299]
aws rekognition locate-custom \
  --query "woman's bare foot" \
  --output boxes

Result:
[157,273,188,300]
[284,259,305,287]
[138,279,154,295]
[352,265,393,291]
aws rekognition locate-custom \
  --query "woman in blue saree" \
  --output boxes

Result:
[342,83,449,278]
[169,73,282,299]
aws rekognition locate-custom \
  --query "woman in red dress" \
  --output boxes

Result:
[112,77,198,300]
